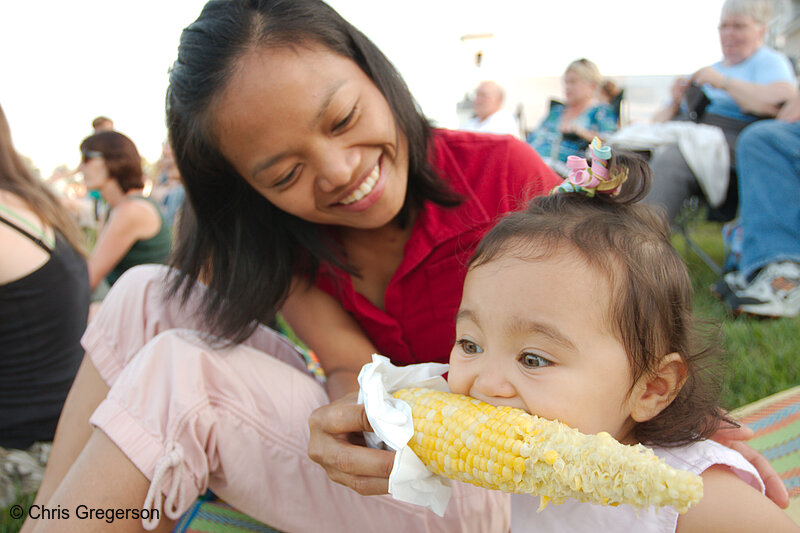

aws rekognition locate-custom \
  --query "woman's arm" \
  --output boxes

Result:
[652,77,691,123]
[560,105,618,141]
[281,281,377,400]
[777,93,800,122]
[692,66,796,117]
[281,282,398,494]
[87,200,160,290]
[676,465,798,532]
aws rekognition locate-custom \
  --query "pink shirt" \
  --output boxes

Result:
[510,439,764,532]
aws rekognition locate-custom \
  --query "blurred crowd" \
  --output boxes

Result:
[459,0,798,320]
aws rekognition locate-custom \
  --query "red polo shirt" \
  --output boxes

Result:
[314,130,559,365]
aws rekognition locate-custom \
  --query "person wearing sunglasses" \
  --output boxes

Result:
[78,131,171,291]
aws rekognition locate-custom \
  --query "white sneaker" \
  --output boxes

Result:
[731,261,800,318]
[711,271,746,302]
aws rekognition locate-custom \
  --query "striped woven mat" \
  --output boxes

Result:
[732,385,800,525]
[172,496,281,533]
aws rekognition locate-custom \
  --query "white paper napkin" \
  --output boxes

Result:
[357,354,452,516]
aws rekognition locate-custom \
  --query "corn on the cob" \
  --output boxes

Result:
[393,387,703,513]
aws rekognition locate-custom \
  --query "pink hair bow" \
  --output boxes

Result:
[566,156,601,188]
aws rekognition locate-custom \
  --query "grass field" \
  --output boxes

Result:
[674,219,800,410]
[2,218,798,532]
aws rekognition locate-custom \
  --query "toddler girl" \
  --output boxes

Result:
[446,145,798,532]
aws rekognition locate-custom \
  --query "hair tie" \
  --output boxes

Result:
[590,138,611,180]
[565,156,592,186]
[551,138,627,197]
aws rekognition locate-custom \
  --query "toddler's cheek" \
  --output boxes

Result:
[445,369,468,395]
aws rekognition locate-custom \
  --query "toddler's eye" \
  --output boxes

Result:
[520,352,552,368]
[456,339,483,355]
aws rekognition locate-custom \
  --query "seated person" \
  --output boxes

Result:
[527,58,618,173]
[599,79,624,125]
[0,103,89,496]
[461,80,521,138]
[644,0,796,222]
[150,141,185,228]
[714,93,800,318]
[79,131,172,290]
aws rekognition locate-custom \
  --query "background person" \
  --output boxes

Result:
[526,58,618,173]
[461,80,521,138]
[645,0,796,222]
[90,115,114,133]
[0,103,89,505]
[714,92,800,318]
[149,141,185,228]
[79,130,171,290]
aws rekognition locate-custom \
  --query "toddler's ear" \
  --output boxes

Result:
[629,353,687,423]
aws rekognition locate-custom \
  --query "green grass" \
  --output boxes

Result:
[673,218,800,410]
[2,218,798,532]
[0,492,33,533]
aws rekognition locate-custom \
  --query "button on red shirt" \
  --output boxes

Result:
[315,130,560,365]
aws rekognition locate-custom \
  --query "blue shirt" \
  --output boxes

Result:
[527,102,618,163]
[703,46,796,122]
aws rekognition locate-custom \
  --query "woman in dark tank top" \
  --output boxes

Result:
[0,104,90,450]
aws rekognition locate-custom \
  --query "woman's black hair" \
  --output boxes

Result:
[166,0,461,344]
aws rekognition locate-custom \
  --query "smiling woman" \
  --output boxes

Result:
[22,1,559,532]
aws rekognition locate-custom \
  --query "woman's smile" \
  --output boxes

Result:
[335,156,384,209]
[213,44,409,229]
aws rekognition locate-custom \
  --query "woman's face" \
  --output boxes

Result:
[563,70,596,107]
[79,153,109,191]
[213,43,409,229]
[719,13,765,64]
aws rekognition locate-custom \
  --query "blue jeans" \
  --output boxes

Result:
[735,118,800,279]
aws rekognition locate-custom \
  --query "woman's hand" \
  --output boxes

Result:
[777,93,800,122]
[691,66,726,90]
[559,122,592,141]
[652,77,690,123]
[670,77,691,104]
[710,424,790,508]
[308,391,395,495]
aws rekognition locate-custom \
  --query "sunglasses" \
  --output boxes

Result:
[81,149,104,163]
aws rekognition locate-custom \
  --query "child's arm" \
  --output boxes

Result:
[677,465,799,532]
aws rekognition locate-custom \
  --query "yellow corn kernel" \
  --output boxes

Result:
[393,388,703,513]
